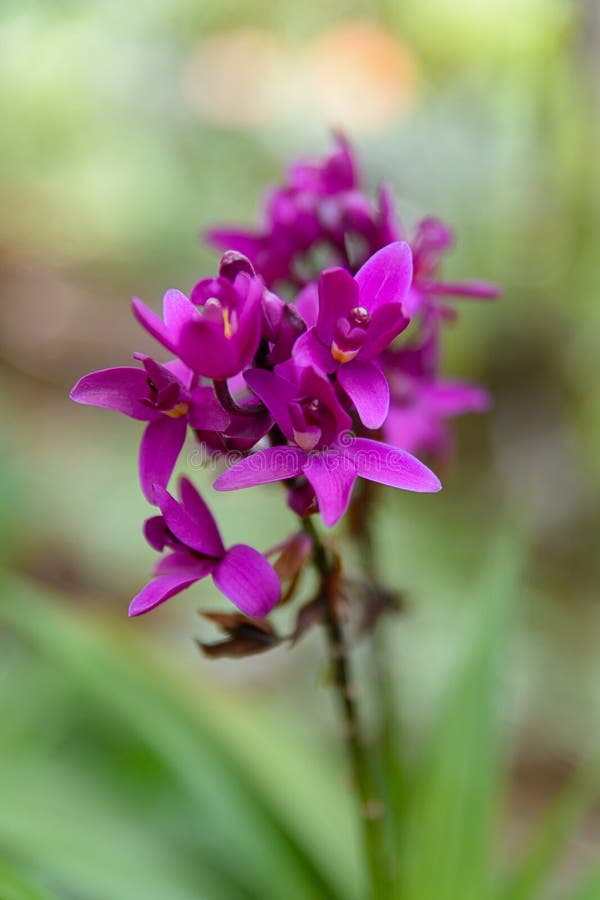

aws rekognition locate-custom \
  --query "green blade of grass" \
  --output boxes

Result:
[392,536,522,900]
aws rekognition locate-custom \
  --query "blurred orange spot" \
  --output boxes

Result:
[182,22,418,133]
[307,22,418,132]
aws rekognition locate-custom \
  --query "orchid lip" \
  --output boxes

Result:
[331,342,360,364]
[163,402,189,419]
[293,430,321,451]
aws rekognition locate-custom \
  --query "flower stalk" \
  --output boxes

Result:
[302,515,390,899]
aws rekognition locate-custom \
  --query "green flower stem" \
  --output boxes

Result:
[301,515,389,900]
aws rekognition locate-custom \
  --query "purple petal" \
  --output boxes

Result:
[346,437,441,493]
[360,303,410,360]
[204,227,264,261]
[413,217,454,257]
[232,277,264,369]
[131,297,179,354]
[164,358,196,391]
[421,280,502,299]
[154,551,215,577]
[337,360,390,430]
[295,283,319,329]
[222,410,273,445]
[144,515,170,552]
[177,319,241,379]
[292,328,336,373]
[178,477,224,557]
[355,241,413,311]
[153,483,223,557]
[383,407,442,456]
[316,268,359,345]
[296,366,352,440]
[139,416,187,503]
[190,276,239,309]
[303,450,357,527]
[402,287,425,318]
[129,571,206,617]
[423,382,491,418]
[188,386,230,431]
[244,369,295,440]
[213,545,281,616]
[214,446,305,491]
[163,289,195,331]
[70,368,154,421]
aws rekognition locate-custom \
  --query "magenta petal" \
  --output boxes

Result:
[383,407,438,455]
[338,360,389,430]
[139,416,187,503]
[424,382,491,417]
[177,319,240,379]
[292,329,336,373]
[316,268,359,345]
[214,446,305,491]
[188,386,230,431]
[303,450,357,527]
[213,545,281,616]
[70,367,154,421]
[204,227,264,261]
[178,477,224,557]
[232,277,263,367]
[422,280,502,299]
[355,241,413,311]
[348,437,441,493]
[163,289,195,332]
[295,283,319,329]
[129,571,204,616]
[244,369,295,440]
[402,287,424,318]
[360,303,410,359]
[154,551,214,577]
[164,358,196,391]
[153,483,222,557]
[132,297,179,354]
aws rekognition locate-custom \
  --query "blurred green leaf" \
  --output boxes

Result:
[0,860,60,900]
[0,573,361,900]
[391,536,521,900]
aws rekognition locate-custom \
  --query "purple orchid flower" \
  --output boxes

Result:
[130,477,281,617]
[213,433,441,528]
[132,267,264,380]
[292,241,412,429]
[245,362,352,452]
[70,355,228,501]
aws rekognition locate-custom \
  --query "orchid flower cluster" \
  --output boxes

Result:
[71,137,499,642]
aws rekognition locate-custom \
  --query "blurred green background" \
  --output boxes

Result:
[1,1,599,898]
